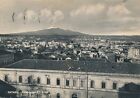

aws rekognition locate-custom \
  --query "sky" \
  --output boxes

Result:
[0,0,140,35]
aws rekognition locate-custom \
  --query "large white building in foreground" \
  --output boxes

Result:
[0,59,140,98]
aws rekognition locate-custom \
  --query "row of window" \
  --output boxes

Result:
[23,93,77,98]
[4,75,117,90]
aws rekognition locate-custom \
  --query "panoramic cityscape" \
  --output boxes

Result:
[0,28,140,98]
[0,0,140,98]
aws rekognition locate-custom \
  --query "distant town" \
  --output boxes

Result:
[0,28,140,66]
[0,28,140,98]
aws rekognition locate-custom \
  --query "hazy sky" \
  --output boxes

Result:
[0,0,140,35]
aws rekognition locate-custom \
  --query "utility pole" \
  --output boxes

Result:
[16,70,18,97]
[84,61,88,98]
[86,71,88,98]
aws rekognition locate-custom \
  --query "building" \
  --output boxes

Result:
[0,59,140,98]
[128,47,140,59]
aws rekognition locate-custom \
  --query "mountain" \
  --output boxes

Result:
[14,28,84,36]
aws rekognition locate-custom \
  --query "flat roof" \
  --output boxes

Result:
[2,59,140,75]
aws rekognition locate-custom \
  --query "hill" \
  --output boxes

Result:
[14,28,84,36]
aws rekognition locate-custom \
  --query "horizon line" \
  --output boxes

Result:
[0,27,140,36]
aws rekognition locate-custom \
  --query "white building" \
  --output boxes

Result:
[128,47,140,59]
[0,59,140,98]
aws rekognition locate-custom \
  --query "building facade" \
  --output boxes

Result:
[0,69,140,98]
[128,47,140,59]
[0,59,140,98]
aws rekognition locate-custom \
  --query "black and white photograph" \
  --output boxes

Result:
[0,0,140,98]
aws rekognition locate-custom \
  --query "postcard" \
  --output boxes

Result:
[0,0,140,98]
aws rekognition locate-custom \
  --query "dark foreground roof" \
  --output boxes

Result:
[0,50,12,55]
[3,59,140,75]
[0,80,16,97]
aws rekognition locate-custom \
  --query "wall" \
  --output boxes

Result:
[0,68,140,98]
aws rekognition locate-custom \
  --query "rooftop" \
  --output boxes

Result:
[0,50,12,55]
[2,59,140,75]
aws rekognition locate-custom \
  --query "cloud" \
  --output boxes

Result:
[70,3,131,19]
[0,0,140,35]
[16,10,38,23]
[70,4,105,17]
[107,4,131,17]
[40,8,52,18]
[25,10,38,21]
[40,9,64,23]
[67,3,136,35]
[17,12,24,20]
[40,8,52,23]
[52,10,64,23]
[15,8,64,24]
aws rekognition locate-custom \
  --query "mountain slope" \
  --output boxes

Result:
[15,28,84,36]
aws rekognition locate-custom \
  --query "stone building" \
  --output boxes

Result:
[0,59,140,98]
[128,47,140,59]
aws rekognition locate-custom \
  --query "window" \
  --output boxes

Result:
[37,77,41,84]
[73,79,77,87]
[90,80,94,88]
[113,82,117,89]
[4,75,8,82]
[66,79,70,86]
[72,93,77,98]
[28,76,32,84]
[81,80,84,87]
[101,82,106,89]
[56,93,60,98]
[19,76,22,83]
[47,78,50,85]
[56,78,60,86]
